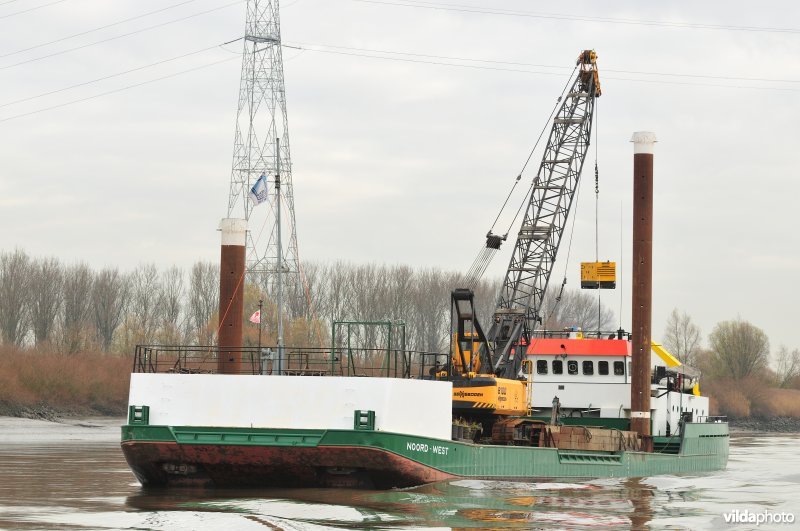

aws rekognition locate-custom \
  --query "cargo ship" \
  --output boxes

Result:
[121,51,729,488]
[121,333,728,489]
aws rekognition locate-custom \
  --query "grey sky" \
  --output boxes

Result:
[1,0,798,353]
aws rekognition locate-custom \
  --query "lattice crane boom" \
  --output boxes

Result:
[490,50,601,377]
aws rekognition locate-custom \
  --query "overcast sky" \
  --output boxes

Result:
[1,0,798,353]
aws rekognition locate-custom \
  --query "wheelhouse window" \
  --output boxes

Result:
[598,361,609,375]
[536,360,548,375]
[567,360,578,375]
[582,361,594,375]
[552,360,563,375]
[614,361,625,376]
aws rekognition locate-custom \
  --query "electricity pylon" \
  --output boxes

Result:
[226,0,300,300]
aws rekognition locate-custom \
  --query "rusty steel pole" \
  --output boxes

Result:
[630,131,656,450]
[218,218,247,374]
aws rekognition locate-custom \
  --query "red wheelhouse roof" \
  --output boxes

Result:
[526,338,630,357]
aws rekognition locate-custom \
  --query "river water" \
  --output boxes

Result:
[0,417,797,530]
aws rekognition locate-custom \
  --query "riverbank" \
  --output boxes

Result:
[2,401,799,434]
[729,416,800,433]
[2,347,799,431]
[0,400,125,421]
[0,415,123,445]
[0,347,129,419]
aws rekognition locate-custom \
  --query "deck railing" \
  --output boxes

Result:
[695,415,728,423]
[530,329,631,340]
[132,344,448,380]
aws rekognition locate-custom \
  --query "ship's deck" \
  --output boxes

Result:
[131,344,447,379]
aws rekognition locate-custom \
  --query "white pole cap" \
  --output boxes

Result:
[219,218,247,246]
[631,131,657,154]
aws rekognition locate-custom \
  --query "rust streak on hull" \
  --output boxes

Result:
[121,441,454,489]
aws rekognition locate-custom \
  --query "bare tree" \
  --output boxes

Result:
[92,267,130,352]
[189,261,218,345]
[127,264,162,345]
[158,266,184,344]
[662,308,702,366]
[410,268,452,353]
[291,262,330,346]
[0,249,31,346]
[473,276,501,331]
[28,256,63,347]
[542,288,615,333]
[3,249,638,358]
[775,346,800,388]
[708,319,769,380]
[287,262,322,322]
[61,263,94,353]
[321,261,351,327]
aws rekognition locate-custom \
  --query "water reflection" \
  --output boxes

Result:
[625,478,654,530]
[0,418,798,530]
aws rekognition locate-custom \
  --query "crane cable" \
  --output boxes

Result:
[461,65,578,288]
[503,64,579,236]
[595,100,602,336]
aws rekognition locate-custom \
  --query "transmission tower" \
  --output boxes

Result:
[227,0,300,297]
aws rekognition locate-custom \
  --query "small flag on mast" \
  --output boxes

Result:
[249,174,268,206]
[249,310,261,324]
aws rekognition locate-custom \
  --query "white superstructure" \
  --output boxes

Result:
[526,334,709,436]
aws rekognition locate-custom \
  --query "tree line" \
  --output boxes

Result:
[661,308,800,386]
[661,308,800,417]
[0,248,617,355]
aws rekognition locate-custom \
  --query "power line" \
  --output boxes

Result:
[0,37,800,116]
[351,0,800,35]
[0,55,238,123]
[3,36,797,122]
[0,40,240,109]
[287,43,571,77]
[286,42,800,91]
[287,41,800,84]
[0,0,66,20]
[0,0,243,71]
[0,0,202,59]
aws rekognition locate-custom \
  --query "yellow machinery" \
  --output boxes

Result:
[451,331,483,377]
[450,332,528,416]
[449,289,529,417]
[452,377,528,417]
[581,261,616,289]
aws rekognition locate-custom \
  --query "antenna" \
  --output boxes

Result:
[226,0,300,299]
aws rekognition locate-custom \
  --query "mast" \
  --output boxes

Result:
[218,218,247,374]
[630,131,656,449]
[276,137,284,375]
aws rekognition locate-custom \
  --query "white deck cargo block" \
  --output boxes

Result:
[128,374,453,440]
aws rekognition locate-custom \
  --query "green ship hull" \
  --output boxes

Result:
[121,421,729,489]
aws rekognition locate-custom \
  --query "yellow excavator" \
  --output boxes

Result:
[449,289,529,418]
[445,49,601,429]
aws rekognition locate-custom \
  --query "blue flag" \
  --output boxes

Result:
[249,174,268,206]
